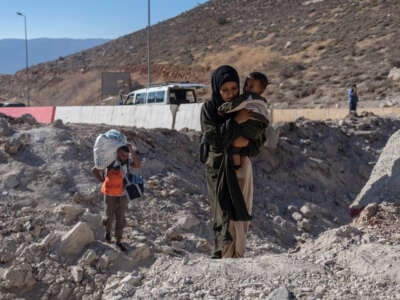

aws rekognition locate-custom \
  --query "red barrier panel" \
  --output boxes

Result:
[0,106,55,123]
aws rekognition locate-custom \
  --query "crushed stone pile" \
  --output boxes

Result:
[351,127,400,213]
[0,112,399,299]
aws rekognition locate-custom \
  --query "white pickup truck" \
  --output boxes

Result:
[121,83,206,106]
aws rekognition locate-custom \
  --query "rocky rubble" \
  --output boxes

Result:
[0,113,400,299]
[351,128,400,213]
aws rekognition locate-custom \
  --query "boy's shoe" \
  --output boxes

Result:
[116,242,128,252]
[105,232,112,243]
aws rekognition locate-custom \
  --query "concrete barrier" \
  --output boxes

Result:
[52,105,400,131]
[0,106,55,123]
[272,108,400,123]
[174,103,203,131]
[54,105,178,129]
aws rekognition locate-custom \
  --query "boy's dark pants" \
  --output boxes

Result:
[103,195,127,242]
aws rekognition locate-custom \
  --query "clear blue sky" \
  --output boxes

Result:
[0,0,208,40]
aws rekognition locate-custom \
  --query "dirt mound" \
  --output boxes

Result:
[1,0,400,106]
[351,129,400,214]
[1,113,400,299]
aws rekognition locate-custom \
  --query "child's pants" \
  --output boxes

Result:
[103,195,127,242]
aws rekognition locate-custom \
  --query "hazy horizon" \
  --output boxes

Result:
[0,0,208,40]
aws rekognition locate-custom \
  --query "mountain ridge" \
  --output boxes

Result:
[0,0,399,107]
[0,38,109,74]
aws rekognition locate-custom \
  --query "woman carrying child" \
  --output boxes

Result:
[201,65,267,258]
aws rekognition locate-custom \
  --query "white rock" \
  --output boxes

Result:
[303,0,324,5]
[196,239,212,253]
[40,231,62,248]
[175,213,200,230]
[165,227,181,242]
[300,204,314,218]
[168,188,182,197]
[54,204,86,223]
[244,287,260,297]
[57,284,73,300]
[157,245,175,255]
[100,249,120,267]
[71,265,83,283]
[267,286,292,300]
[291,211,303,222]
[121,270,143,286]
[299,219,312,232]
[287,205,298,214]
[59,222,95,255]
[388,67,400,81]
[171,240,186,250]
[264,126,280,149]
[128,243,153,263]
[81,211,102,234]
[79,249,98,266]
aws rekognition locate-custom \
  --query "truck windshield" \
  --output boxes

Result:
[169,89,196,105]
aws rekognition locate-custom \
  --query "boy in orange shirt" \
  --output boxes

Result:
[92,144,140,251]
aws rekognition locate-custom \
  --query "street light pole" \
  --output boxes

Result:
[147,0,151,88]
[17,12,30,106]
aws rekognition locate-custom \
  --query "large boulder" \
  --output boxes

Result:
[2,263,36,289]
[350,130,400,215]
[59,222,95,255]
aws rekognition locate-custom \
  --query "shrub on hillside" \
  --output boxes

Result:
[389,56,400,68]
[280,62,306,79]
[216,17,230,26]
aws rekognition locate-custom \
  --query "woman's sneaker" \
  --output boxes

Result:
[116,242,128,252]
[211,250,222,259]
[105,232,111,243]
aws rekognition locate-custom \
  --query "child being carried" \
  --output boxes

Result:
[218,72,270,169]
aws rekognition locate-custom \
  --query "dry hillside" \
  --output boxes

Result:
[1,0,400,107]
[1,113,400,299]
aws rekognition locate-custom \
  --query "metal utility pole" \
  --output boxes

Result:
[147,0,151,87]
[17,12,30,106]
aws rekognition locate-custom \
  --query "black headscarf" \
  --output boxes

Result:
[211,65,240,108]
[204,65,240,125]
